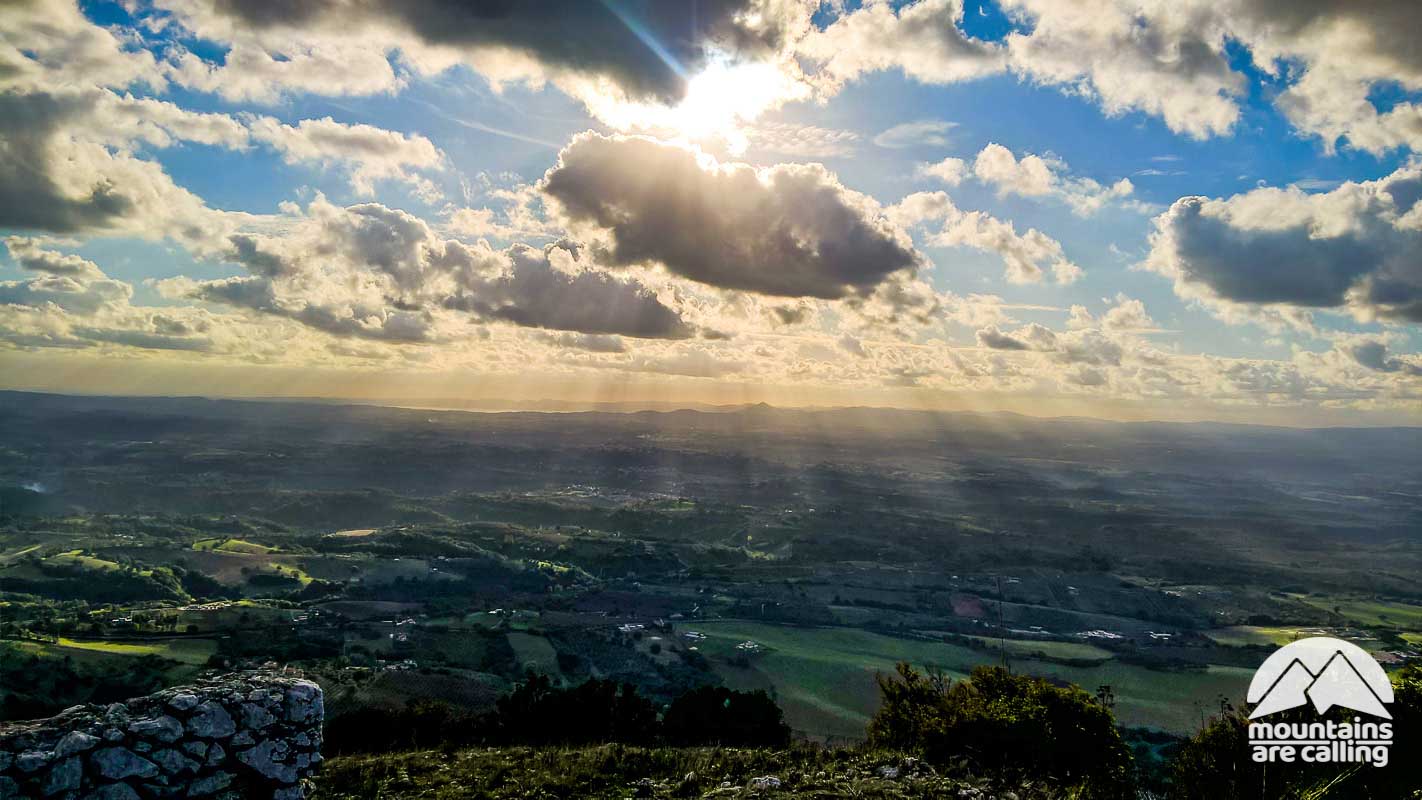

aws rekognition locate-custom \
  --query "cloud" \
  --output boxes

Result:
[155,0,815,114]
[788,1,1422,153]
[616,349,745,379]
[976,325,1033,350]
[0,89,236,251]
[542,132,920,299]
[1145,163,1422,322]
[0,80,451,248]
[1347,339,1422,376]
[744,122,859,158]
[873,120,958,149]
[798,0,1004,93]
[997,0,1422,151]
[246,116,445,199]
[917,157,968,185]
[1,0,164,93]
[1348,338,1422,375]
[535,332,626,354]
[1068,294,1160,332]
[890,191,1083,284]
[172,197,695,342]
[142,0,1422,154]
[0,271,133,317]
[3,238,105,279]
[971,143,1136,216]
[999,0,1243,140]
[0,242,259,355]
[456,243,696,340]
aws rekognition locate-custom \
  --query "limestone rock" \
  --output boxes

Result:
[186,770,233,796]
[152,748,200,775]
[85,783,141,800]
[91,746,160,780]
[236,738,297,783]
[131,715,185,743]
[186,702,235,739]
[55,731,100,757]
[43,755,81,796]
[167,693,200,712]
[16,750,50,772]
[284,682,321,723]
[241,703,276,730]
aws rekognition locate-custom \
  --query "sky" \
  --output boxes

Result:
[1,0,1421,425]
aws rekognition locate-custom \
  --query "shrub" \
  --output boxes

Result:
[494,673,657,745]
[1169,663,1422,799]
[867,663,1134,799]
[662,686,791,747]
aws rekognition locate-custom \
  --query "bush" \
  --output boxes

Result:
[662,686,791,747]
[494,673,657,745]
[867,663,1134,799]
[1169,663,1422,799]
[324,701,481,755]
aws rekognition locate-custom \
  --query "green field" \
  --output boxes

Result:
[0,544,42,565]
[1294,595,1422,630]
[193,538,276,554]
[507,632,560,676]
[1205,625,1324,648]
[963,635,1114,662]
[14,637,217,665]
[693,621,1250,738]
[46,550,123,571]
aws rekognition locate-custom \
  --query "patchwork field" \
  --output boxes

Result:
[193,538,276,554]
[507,632,560,676]
[1205,625,1326,648]
[1293,595,1422,629]
[693,621,1252,737]
[12,636,217,666]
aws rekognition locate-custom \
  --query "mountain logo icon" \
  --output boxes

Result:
[1247,637,1394,720]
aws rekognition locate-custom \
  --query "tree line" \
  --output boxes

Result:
[322,662,1422,799]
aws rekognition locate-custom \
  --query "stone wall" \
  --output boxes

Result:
[0,672,322,799]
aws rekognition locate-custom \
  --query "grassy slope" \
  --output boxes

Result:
[313,746,1058,800]
[11,637,217,665]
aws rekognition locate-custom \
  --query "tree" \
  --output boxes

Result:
[493,674,657,745]
[662,686,791,747]
[1169,663,1422,799]
[868,663,1134,799]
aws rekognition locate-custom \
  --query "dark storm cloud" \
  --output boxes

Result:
[975,326,1031,350]
[187,274,440,343]
[186,203,695,342]
[1156,197,1376,307]
[195,0,794,104]
[0,91,131,233]
[1349,340,1422,376]
[1148,166,1422,322]
[542,133,920,299]
[449,243,696,340]
[1237,0,1422,76]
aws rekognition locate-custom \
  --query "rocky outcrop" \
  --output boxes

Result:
[0,672,322,799]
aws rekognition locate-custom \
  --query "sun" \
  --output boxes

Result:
[667,60,799,145]
[598,57,807,152]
